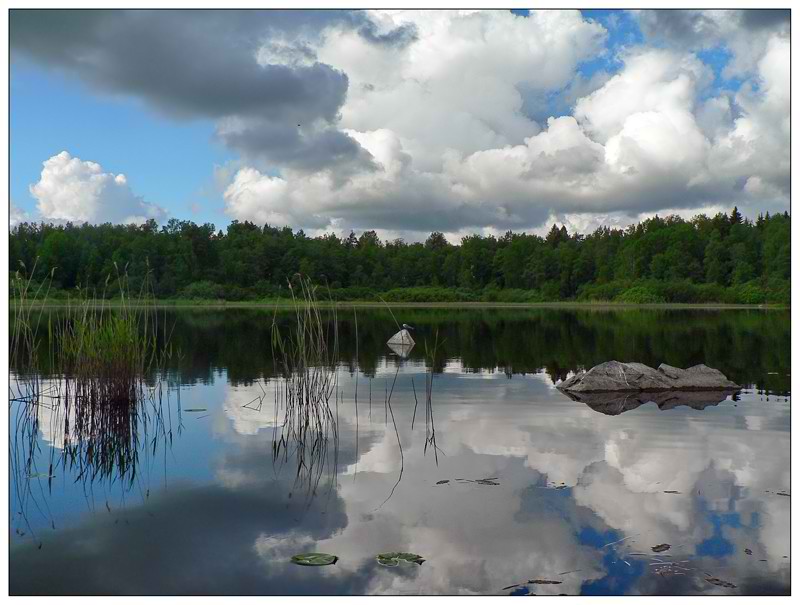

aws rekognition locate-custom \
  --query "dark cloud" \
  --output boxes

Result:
[10,9,415,173]
[356,19,418,47]
[739,9,790,31]
[217,119,378,174]
[636,10,721,47]
[10,415,382,596]
[637,9,789,49]
[11,10,348,123]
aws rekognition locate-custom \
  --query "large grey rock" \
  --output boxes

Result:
[656,363,740,390]
[558,360,740,393]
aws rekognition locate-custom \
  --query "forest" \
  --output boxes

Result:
[8,207,791,305]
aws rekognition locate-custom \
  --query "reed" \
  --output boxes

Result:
[422,328,444,463]
[10,263,177,537]
[270,274,340,497]
[9,260,54,403]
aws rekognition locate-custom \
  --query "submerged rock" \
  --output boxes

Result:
[558,361,739,393]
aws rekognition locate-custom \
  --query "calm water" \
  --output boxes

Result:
[9,307,791,595]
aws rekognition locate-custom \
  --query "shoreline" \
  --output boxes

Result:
[10,300,789,310]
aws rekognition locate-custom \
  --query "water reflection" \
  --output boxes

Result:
[559,389,741,415]
[9,308,790,595]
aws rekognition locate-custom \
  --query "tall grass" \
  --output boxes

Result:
[9,261,54,403]
[270,275,340,497]
[10,264,177,539]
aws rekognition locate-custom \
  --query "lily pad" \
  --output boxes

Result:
[376,552,425,567]
[291,553,338,566]
[651,544,671,553]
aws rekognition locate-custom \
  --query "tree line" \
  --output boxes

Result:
[8,207,790,304]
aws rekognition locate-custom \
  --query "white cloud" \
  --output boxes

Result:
[10,203,30,228]
[29,151,166,225]
[222,10,788,237]
[15,10,790,236]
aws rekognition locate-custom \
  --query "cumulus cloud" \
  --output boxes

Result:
[636,9,789,78]
[29,151,166,224]
[217,10,788,236]
[13,10,790,236]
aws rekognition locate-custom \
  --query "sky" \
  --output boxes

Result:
[9,9,791,241]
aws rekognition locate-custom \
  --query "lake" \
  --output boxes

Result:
[9,306,791,595]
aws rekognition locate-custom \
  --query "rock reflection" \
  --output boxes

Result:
[559,389,740,415]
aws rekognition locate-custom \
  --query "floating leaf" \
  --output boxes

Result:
[651,544,671,553]
[663,490,680,494]
[27,472,55,479]
[744,548,752,555]
[291,553,338,566]
[183,408,207,412]
[376,552,425,567]
[776,491,790,497]
[528,579,562,585]
[435,480,449,485]
[706,577,736,589]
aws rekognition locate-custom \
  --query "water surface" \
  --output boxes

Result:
[9,307,791,595]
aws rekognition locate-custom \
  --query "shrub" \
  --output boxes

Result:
[180,280,224,300]
[381,287,477,303]
[764,278,790,305]
[326,286,378,301]
[734,282,768,305]
[481,288,544,303]
[577,281,628,302]
[615,286,666,304]
[691,283,732,304]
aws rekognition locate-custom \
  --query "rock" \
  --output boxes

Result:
[387,328,415,347]
[558,361,740,393]
[656,364,739,390]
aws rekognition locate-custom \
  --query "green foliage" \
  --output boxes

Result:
[180,280,224,300]
[382,287,477,302]
[734,282,768,305]
[290,553,338,566]
[615,285,666,304]
[8,209,790,305]
[376,552,425,567]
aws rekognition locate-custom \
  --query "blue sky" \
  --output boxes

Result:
[9,9,789,237]
[11,62,235,227]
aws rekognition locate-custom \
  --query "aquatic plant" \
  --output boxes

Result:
[376,552,425,567]
[290,553,339,566]
[9,264,178,539]
[270,274,340,497]
[9,260,54,404]
[421,329,444,462]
